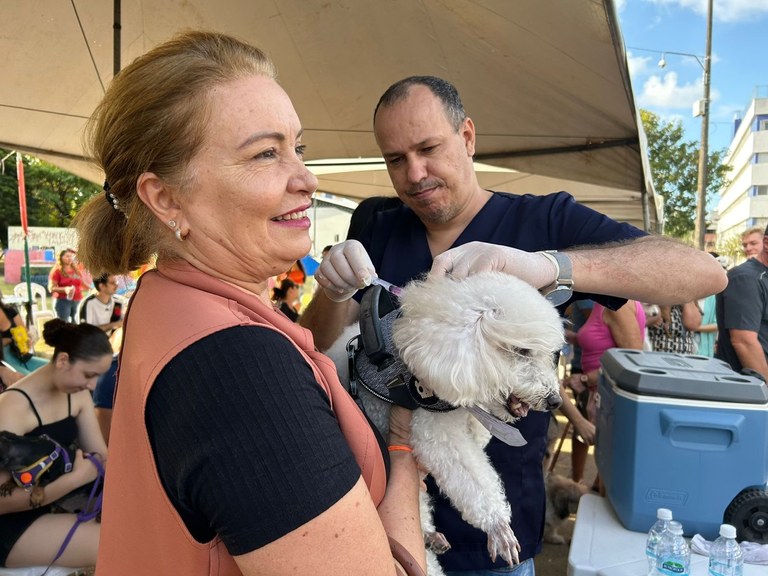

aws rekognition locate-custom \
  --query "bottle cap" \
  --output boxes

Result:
[657,508,673,520]
[720,524,737,539]
[668,521,683,535]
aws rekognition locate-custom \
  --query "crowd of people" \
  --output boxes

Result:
[3,28,766,576]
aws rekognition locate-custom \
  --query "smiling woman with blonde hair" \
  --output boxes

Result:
[73,31,424,576]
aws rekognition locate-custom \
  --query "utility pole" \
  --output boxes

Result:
[694,0,713,250]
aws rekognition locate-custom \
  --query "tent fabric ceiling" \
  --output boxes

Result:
[0,0,659,230]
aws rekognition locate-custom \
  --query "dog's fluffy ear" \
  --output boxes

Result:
[392,271,564,405]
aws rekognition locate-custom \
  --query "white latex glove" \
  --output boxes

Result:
[314,240,376,302]
[430,241,557,291]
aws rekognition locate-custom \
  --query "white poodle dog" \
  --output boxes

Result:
[324,271,564,575]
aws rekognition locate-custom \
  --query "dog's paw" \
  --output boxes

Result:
[487,521,520,566]
[543,529,567,545]
[30,487,45,508]
[0,480,16,497]
[425,530,451,555]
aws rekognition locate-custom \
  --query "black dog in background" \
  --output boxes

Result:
[0,430,83,509]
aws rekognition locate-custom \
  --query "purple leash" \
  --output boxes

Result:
[41,453,105,575]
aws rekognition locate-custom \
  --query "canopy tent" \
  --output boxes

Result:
[0,0,660,231]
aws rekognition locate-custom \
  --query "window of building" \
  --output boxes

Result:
[756,153,768,164]
[758,116,768,131]
[754,185,768,196]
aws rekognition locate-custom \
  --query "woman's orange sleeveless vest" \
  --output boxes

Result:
[96,260,386,575]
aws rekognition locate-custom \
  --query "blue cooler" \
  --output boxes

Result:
[595,349,768,540]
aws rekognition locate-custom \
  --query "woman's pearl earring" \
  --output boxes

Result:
[168,220,184,241]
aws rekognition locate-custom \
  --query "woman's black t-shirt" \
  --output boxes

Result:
[146,325,361,555]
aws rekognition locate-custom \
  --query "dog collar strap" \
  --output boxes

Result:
[538,251,573,306]
[11,443,71,489]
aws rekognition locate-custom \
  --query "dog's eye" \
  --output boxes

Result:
[512,347,531,357]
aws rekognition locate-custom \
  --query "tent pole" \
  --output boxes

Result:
[113,0,121,76]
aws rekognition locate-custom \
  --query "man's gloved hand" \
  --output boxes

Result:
[314,240,377,302]
[430,241,558,290]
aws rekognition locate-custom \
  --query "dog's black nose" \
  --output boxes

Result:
[545,392,562,411]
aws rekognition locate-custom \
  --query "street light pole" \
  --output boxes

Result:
[694,0,713,251]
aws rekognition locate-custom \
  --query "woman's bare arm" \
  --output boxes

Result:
[232,409,424,576]
[604,301,644,350]
[681,301,703,331]
[233,477,417,575]
[74,390,108,458]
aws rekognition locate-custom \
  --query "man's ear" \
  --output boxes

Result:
[461,117,476,157]
[136,172,181,227]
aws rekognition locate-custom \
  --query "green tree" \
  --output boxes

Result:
[0,149,100,247]
[641,110,730,239]
[716,231,744,265]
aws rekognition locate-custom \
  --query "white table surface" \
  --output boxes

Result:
[1,295,27,305]
[568,494,762,576]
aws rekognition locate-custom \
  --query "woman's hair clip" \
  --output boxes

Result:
[103,180,120,212]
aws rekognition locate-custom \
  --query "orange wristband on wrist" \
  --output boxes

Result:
[388,444,413,453]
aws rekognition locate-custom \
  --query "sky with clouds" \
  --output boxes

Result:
[617,0,768,153]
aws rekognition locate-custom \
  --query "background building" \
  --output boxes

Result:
[716,88,768,257]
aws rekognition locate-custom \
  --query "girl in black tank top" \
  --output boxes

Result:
[0,319,112,568]
[3,388,79,446]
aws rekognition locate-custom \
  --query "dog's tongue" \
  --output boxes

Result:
[506,394,530,418]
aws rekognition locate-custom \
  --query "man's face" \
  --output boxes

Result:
[742,232,763,258]
[100,275,118,296]
[373,86,476,225]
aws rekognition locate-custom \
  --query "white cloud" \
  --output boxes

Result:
[627,52,651,77]
[645,0,768,23]
[638,71,704,109]
[637,70,722,119]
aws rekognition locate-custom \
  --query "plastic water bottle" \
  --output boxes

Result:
[708,524,743,576]
[646,508,674,575]
[656,521,690,576]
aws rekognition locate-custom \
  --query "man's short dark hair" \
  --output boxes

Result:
[373,76,466,132]
[93,274,110,290]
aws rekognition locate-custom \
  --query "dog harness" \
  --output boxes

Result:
[351,284,456,412]
[11,434,72,490]
[351,283,529,447]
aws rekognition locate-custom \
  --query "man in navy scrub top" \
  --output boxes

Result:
[301,76,727,575]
